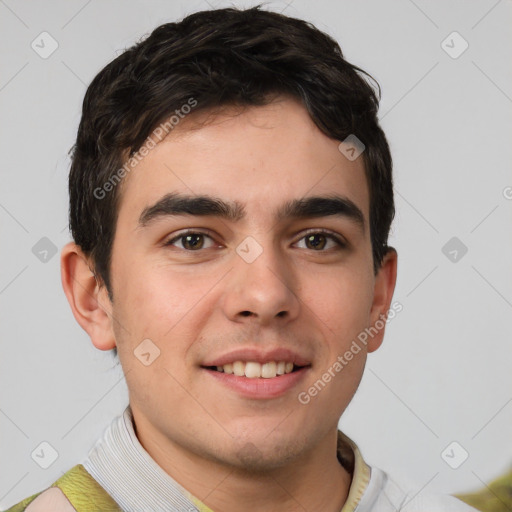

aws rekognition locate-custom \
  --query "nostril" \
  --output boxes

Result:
[240,311,252,317]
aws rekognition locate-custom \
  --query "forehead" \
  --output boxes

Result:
[116,97,370,229]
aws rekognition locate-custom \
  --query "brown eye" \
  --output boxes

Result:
[165,231,215,251]
[305,233,327,250]
[296,231,345,251]
[181,234,205,250]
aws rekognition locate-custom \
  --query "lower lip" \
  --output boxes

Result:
[203,367,310,399]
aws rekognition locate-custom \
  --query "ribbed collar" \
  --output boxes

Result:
[83,405,372,512]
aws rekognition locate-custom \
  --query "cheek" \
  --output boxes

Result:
[112,265,218,366]
[117,266,190,329]
[303,268,374,342]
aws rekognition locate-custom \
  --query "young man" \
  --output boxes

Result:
[6,6,478,512]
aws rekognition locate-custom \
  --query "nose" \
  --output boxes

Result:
[221,238,301,327]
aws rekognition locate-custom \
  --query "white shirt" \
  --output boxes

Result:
[81,405,478,512]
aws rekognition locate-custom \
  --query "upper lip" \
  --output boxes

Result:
[202,347,312,367]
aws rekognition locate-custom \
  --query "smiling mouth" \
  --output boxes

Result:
[202,361,309,378]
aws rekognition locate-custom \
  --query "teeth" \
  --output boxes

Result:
[244,362,261,378]
[261,361,276,378]
[217,361,296,378]
[233,361,245,376]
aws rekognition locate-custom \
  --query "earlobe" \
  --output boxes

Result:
[367,248,398,353]
[60,241,116,351]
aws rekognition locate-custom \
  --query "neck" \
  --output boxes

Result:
[133,413,352,512]
[203,449,351,512]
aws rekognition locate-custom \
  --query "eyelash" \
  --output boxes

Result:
[163,229,346,251]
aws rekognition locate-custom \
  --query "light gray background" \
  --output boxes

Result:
[1,0,511,508]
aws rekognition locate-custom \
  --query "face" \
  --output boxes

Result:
[102,97,390,471]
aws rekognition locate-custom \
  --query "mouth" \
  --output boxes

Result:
[200,348,312,398]
[202,361,309,379]
[201,360,311,399]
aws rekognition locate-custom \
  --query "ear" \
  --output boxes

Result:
[60,241,116,351]
[367,248,398,353]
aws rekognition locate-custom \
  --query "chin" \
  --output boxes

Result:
[231,443,296,473]
[219,432,306,473]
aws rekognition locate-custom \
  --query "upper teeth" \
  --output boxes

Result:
[216,361,294,378]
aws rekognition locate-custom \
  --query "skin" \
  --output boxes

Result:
[61,96,397,512]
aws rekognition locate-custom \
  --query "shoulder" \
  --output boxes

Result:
[454,468,512,511]
[357,466,479,512]
[3,465,122,512]
[396,492,481,512]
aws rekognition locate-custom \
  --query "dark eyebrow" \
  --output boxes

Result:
[137,192,365,231]
[138,193,246,227]
[276,195,365,231]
